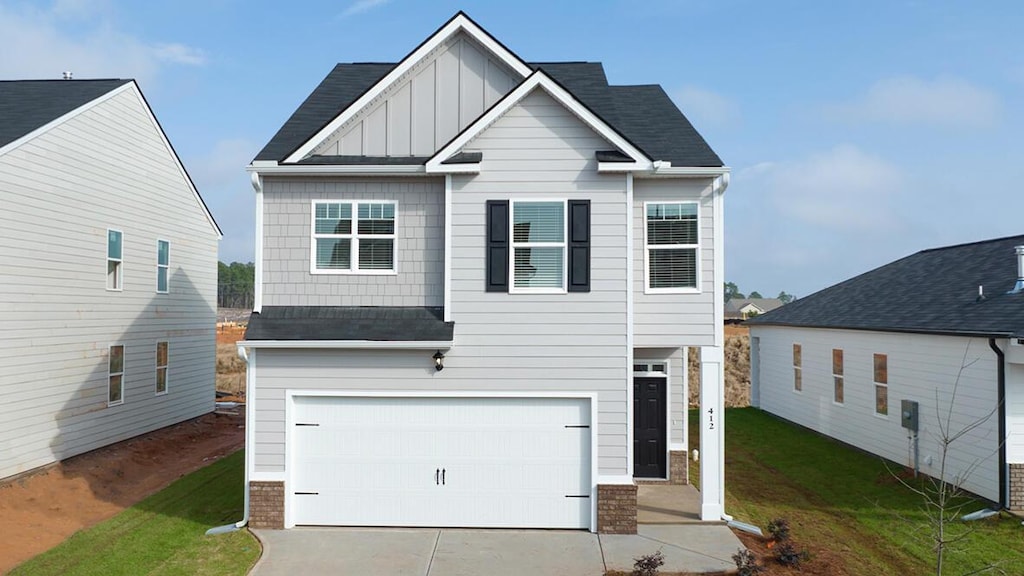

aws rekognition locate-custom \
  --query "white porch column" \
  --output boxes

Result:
[699,345,725,520]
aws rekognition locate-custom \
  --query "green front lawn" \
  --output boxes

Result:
[693,408,1024,575]
[11,450,259,576]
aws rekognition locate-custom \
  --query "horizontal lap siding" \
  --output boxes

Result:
[752,326,1001,502]
[633,179,715,348]
[0,89,218,480]
[1007,362,1024,463]
[261,178,444,306]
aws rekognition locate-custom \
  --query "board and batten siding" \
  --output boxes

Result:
[261,178,444,307]
[633,179,716,348]
[313,32,520,158]
[0,87,218,480]
[751,326,1001,502]
[1006,361,1024,465]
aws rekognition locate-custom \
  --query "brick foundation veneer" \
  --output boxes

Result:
[249,481,285,529]
[1011,464,1024,511]
[597,484,637,534]
[669,450,688,485]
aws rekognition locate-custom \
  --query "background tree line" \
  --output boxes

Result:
[218,261,254,309]
[725,281,795,303]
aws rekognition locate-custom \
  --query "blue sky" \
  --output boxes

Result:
[2,0,1021,298]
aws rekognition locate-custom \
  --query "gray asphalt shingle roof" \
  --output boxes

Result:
[253,60,723,167]
[746,235,1024,338]
[0,79,132,148]
[245,306,454,342]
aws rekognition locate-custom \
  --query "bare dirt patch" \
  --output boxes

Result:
[689,333,751,408]
[0,412,244,573]
[216,324,248,396]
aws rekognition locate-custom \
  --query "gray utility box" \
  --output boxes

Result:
[901,399,919,432]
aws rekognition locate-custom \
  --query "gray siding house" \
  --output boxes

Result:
[0,79,222,481]
[240,12,730,533]
[748,235,1024,510]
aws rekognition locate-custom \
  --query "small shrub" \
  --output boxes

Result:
[732,548,766,576]
[774,541,810,567]
[766,517,791,542]
[632,550,665,576]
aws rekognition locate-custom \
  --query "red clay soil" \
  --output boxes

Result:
[0,412,244,573]
[733,530,848,576]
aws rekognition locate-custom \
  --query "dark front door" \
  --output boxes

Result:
[633,377,667,478]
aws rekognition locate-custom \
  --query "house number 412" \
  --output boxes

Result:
[707,408,714,430]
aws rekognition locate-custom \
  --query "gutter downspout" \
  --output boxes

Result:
[205,345,252,535]
[989,338,1007,509]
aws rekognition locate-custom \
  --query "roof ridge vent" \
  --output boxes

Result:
[62,71,72,80]
[1009,245,1024,294]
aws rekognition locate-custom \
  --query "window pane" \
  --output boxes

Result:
[314,203,352,234]
[834,377,844,403]
[316,238,351,269]
[108,230,122,259]
[832,349,843,375]
[633,364,649,372]
[794,368,802,391]
[358,218,395,235]
[874,354,887,383]
[157,342,168,367]
[514,246,563,287]
[109,375,122,403]
[876,385,888,414]
[108,261,121,289]
[157,268,168,292]
[156,367,167,394]
[157,240,169,266]
[109,345,124,373]
[513,202,563,243]
[793,344,802,366]
[649,248,696,288]
[358,238,394,270]
[647,204,697,245]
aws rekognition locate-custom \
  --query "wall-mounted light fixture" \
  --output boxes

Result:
[433,350,445,372]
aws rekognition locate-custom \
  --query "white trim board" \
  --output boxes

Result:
[238,340,453,350]
[425,70,652,173]
[283,12,532,164]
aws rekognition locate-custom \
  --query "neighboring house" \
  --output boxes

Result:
[725,297,783,322]
[747,235,1024,510]
[238,12,730,534]
[0,79,222,481]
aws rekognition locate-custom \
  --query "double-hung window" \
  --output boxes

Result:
[311,201,396,273]
[874,354,888,415]
[156,240,169,293]
[645,202,699,292]
[793,344,802,391]
[511,200,565,291]
[156,341,168,395]
[107,229,123,290]
[109,345,124,406]
[833,348,844,404]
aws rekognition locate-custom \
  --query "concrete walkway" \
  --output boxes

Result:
[250,525,742,575]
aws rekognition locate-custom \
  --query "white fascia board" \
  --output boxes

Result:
[637,166,732,178]
[283,13,531,164]
[426,71,652,171]
[246,163,426,176]
[238,340,453,350]
[425,162,480,174]
[598,161,649,173]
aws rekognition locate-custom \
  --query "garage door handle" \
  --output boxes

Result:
[442,468,446,485]
[435,468,439,485]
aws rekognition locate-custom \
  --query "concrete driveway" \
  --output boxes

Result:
[249,525,741,575]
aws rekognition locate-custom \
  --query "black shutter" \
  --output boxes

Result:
[486,200,509,292]
[568,200,590,292]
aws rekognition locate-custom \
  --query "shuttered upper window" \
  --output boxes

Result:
[512,201,565,291]
[311,201,396,274]
[645,202,699,292]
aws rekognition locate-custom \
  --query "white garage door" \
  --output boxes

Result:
[290,396,592,529]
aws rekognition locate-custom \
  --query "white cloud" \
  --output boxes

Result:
[339,0,391,18]
[672,85,740,129]
[826,75,1001,129]
[0,1,205,83]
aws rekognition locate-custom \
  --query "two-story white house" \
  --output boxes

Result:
[239,12,729,534]
[0,79,221,481]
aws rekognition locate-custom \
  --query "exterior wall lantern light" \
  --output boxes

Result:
[433,350,445,372]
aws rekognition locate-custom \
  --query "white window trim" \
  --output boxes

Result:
[156,239,169,294]
[106,228,124,292]
[642,201,701,294]
[832,348,844,405]
[309,200,399,275]
[873,353,889,417]
[108,344,125,407]
[509,199,567,294]
[156,341,169,396]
